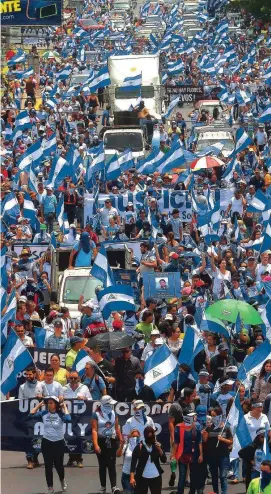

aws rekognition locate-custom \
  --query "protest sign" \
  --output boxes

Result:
[165,86,204,102]
[1,0,62,26]
[1,400,171,453]
[143,272,181,299]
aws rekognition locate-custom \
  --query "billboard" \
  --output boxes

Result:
[0,0,62,26]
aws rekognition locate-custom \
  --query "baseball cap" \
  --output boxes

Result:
[133,400,145,410]
[82,300,94,309]
[221,379,235,386]
[54,318,63,327]
[70,336,84,345]
[199,370,209,377]
[45,185,53,190]
[44,396,60,404]
[19,296,27,302]
[100,395,117,406]
[169,252,179,260]
[218,343,229,352]
[150,329,160,336]
[165,314,173,321]
[226,366,238,374]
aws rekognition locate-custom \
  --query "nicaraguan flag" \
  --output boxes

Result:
[55,66,72,81]
[97,285,135,319]
[29,166,39,194]
[144,344,178,398]
[216,20,228,34]
[178,325,205,377]
[228,395,252,459]
[164,96,180,119]
[0,285,7,314]
[1,290,17,346]
[18,140,43,171]
[86,148,105,186]
[1,192,20,226]
[91,245,114,288]
[47,155,72,189]
[238,339,271,387]
[7,48,26,66]
[0,330,34,395]
[88,66,110,92]
[167,60,184,75]
[42,133,57,158]
[56,195,69,233]
[120,73,142,91]
[247,189,270,213]
[200,313,230,338]
[16,67,34,80]
[234,215,241,242]
[229,128,253,157]
[210,201,221,231]
[261,221,271,253]
[106,154,121,181]
[0,246,8,289]
[136,151,164,175]
[119,149,134,173]
[72,349,95,377]
[196,142,224,157]
[23,192,37,227]
[34,327,46,348]
[156,140,185,174]
[259,105,271,123]
[15,110,31,129]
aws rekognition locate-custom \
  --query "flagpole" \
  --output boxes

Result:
[215,382,242,447]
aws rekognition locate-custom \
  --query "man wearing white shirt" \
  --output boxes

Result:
[256,252,271,282]
[99,198,119,227]
[244,401,269,440]
[39,367,64,400]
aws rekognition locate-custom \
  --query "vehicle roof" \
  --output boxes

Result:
[197,131,234,139]
[198,100,222,105]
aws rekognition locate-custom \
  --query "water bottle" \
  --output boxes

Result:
[170,458,177,473]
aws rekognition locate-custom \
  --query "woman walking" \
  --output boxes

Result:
[130,426,167,494]
[91,395,123,494]
[29,397,71,494]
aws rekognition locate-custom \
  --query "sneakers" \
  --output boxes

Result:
[98,488,106,494]
[77,461,84,468]
[66,459,74,467]
[169,472,176,487]
[45,489,54,494]
[230,479,239,484]
[27,460,33,469]
[61,479,68,492]
[112,488,120,494]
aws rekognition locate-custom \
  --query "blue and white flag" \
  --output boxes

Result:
[156,140,185,174]
[15,110,31,129]
[196,142,224,157]
[238,339,271,387]
[55,66,72,81]
[228,395,252,459]
[1,192,20,226]
[29,166,39,194]
[88,66,110,92]
[1,290,17,346]
[23,192,37,226]
[234,215,241,242]
[247,189,270,213]
[42,133,57,157]
[47,155,72,189]
[16,67,34,80]
[120,73,142,91]
[137,151,164,175]
[72,349,94,377]
[91,245,114,288]
[56,195,69,233]
[0,247,8,290]
[235,312,242,334]
[97,285,135,319]
[259,105,271,123]
[18,140,43,171]
[7,49,26,66]
[178,325,205,377]
[119,149,134,173]
[34,327,46,348]
[261,221,271,253]
[164,96,180,119]
[144,344,178,398]
[167,60,184,75]
[229,128,253,157]
[201,314,230,338]
[0,330,34,395]
[216,20,228,34]
[86,148,105,186]
[106,154,121,181]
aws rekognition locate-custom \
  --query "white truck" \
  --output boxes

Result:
[108,53,163,118]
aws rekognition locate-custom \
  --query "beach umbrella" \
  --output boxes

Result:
[190,156,224,171]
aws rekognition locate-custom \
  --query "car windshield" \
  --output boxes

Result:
[63,276,102,303]
[115,86,154,99]
[200,104,221,114]
[104,132,143,152]
[196,139,234,152]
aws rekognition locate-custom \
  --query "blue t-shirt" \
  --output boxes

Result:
[174,423,202,460]
[83,375,106,400]
[73,240,96,267]
[41,194,57,214]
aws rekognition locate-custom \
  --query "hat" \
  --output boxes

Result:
[165,314,173,321]
[19,296,27,302]
[218,343,229,352]
[150,329,160,337]
[133,400,145,410]
[30,314,41,321]
[183,413,196,425]
[127,202,134,206]
[251,401,263,408]
[70,336,84,345]
[82,300,94,309]
[150,198,156,202]
[20,248,30,256]
[199,370,209,377]
[226,366,238,374]
[45,185,53,190]
[48,310,59,319]
[154,337,164,345]
[169,252,179,260]
[182,286,192,296]
[100,395,117,406]
[112,320,123,330]
[221,379,235,386]
[44,395,60,404]
[54,318,63,327]
[196,405,207,416]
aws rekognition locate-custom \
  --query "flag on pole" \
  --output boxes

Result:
[91,245,114,287]
[97,285,135,319]
[228,395,252,459]
[144,344,178,398]
[0,330,34,395]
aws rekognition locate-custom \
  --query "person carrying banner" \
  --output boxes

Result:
[29,397,71,493]
[91,395,123,494]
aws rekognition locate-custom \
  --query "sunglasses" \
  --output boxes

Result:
[70,377,78,380]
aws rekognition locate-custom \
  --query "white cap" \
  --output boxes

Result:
[150,329,160,336]
[100,395,117,406]
[165,314,173,321]
[133,399,145,410]
[82,300,94,309]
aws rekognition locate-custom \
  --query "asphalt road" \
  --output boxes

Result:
[2,451,247,494]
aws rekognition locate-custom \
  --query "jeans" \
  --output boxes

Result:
[231,458,246,480]
[44,213,55,233]
[122,472,133,493]
[41,438,65,488]
[208,455,230,494]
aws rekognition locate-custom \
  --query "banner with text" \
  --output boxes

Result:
[166,86,204,102]
[1,400,171,453]
[84,190,192,224]
[1,0,62,26]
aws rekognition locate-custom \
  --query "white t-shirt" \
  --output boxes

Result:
[63,383,91,400]
[123,415,155,441]
[40,380,64,398]
[142,444,159,478]
[100,206,118,226]
[230,196,243,216]
[244,412,269,440]
[212,269,231,296]
[256,263,271,282]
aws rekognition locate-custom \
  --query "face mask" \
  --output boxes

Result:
[101,404,113,415]
[261,471,271,490]
[146,435,155,445]
[255,340,263,345]
[129,437,140,448]
[212,415,222,429]
[134,409,146,423]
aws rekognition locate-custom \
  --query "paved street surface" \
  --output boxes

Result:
[2,452,245,494]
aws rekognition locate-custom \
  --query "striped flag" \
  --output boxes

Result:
[97,285,135,320]
[144,344,178,398]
